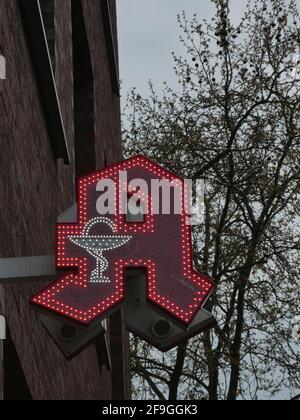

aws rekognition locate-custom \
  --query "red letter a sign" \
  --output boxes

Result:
[31,156,214,326]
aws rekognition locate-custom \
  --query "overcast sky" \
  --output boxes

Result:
[117,0,300,102]
[117,0,249,99]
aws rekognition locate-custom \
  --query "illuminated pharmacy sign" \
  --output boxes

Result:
[31,156,214,326]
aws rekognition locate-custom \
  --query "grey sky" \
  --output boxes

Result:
[117,0,300,101]
[117,0,248,99]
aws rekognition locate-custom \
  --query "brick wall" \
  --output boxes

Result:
[0,0,129,400]
[82,0,122,167]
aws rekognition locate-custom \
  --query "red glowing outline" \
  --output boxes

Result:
[31,156,215,325]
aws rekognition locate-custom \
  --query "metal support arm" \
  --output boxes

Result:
[0,205,77,283]
[0,256,57,283]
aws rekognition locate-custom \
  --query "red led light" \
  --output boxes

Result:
[31,156,214,325]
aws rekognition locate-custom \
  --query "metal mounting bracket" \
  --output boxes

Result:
[0,255,57,283]
[0,205,77,284]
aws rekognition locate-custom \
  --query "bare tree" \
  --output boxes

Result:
[123,0,300,400]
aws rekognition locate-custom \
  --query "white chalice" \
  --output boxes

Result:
[69,217,132,283]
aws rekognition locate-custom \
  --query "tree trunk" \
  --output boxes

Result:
[227,286,245,400]
[203,330,219,400]
[168,344,187,400]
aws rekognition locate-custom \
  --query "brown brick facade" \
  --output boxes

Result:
[0,0,129,400]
